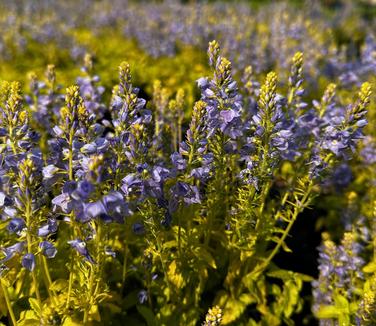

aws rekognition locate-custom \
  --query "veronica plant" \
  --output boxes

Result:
[0,39,373,326]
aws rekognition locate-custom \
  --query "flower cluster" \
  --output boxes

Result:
[312,233,364,320]
[203,305,223,326]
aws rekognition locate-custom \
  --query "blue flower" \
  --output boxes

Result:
[190,166,211,181]
[80,143,97,155]
[138,290,148,304]
[1,242,25,263]
[151,166,170,183]
[84,201,107,220]
[72,180,94,200]
[321,127,350,156]
[22,253,36,271]
[121,174,145,198]
[7,218,26,235]
[104,246,116,258]
[68,239,95,264]
[39,241,57,258]
[52,193,73,213]
[102,191,129,223]
[312,233,364,315]
[37,219,58,237]
[171,152,187,171]
[0,192,13,207]
[361,136,376,164]
[198,43,243,139]
[42,164,59,179]
[171,182,201,205]
[132,222,145,235]
[331,164,353,189]
[62,181,77,194]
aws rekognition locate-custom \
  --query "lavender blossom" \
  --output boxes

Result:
[22,253,36,271]
[68,239,95,264]
[39,241,57,258]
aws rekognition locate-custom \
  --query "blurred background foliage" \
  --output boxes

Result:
[0,0,375,107]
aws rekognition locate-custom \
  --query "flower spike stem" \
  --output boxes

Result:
[25,191,42,307]
[258,180,313,275]
[1,279,17,326]
[40,256,58,305]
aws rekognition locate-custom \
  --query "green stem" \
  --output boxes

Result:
[40,256,57,306]
[68,128,74,181]
[178,119,182,148]
[155,235,173,301]
[25,193,42,306]
[31,272,42,304]
[92,223,103,298]
[41,256,52,288]
[258,180,313,273]
[287,87,295,107]
[66,256,74,310]
[114,149,122,190]
[177,211,182,257]
[83,264,95,324]
[146,271,153,310]
[172,125,178,153]
[8,126,18,155]
[205,134,225,247]
[66,126,77,310]
[122,242,128,284]
[258,181,272,216]
[1,280,17,326]
[83,309,88,324]
[85,223,106,324]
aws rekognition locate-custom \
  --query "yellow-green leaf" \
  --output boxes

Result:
[363,261,376,273]
[50,279,68,292]
[167,260,185,289]
[89,304,101,322]
[28,298,41,317]
[62,316,82,326]
[17,310,39,326]
[196,247,217,269]
[315,305,340,319]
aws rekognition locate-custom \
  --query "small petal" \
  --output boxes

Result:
[22,253,36,271]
